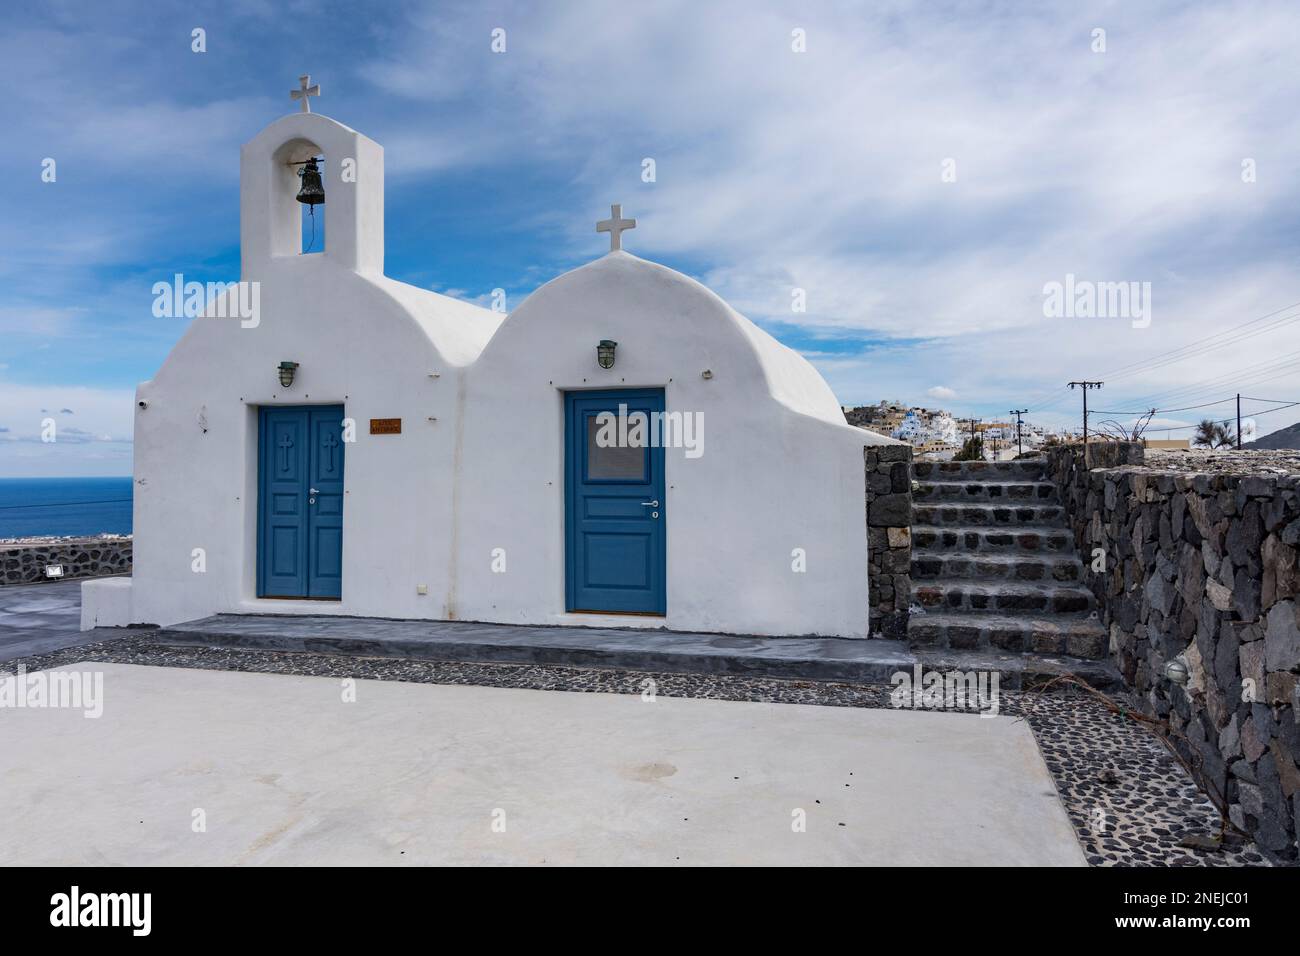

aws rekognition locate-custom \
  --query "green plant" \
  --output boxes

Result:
[1193,418,1236,449]
[953,435,984,461]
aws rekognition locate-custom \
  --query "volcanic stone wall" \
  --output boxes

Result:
[866,443,913,639]
[1,537,133,585]
[1047,443,1300,862]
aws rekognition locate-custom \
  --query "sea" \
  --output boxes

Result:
[0,477,133,540]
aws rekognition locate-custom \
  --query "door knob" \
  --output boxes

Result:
[640,500,659,507]
[309,488,320,495]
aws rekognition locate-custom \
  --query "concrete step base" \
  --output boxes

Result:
[151,613,1118,689]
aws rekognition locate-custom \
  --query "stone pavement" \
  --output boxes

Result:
[0,578,129,662]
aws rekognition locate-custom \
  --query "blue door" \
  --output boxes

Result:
[565,389,666,614]
[258,405,345,599]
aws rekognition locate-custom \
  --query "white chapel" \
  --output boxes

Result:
[82,94,889,638]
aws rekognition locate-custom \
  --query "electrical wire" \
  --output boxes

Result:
[0,498,132,512]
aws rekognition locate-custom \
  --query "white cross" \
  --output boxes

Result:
[291,74,320,113]
[596,204,636,252]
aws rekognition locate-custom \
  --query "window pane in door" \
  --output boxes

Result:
[587,414,646,480]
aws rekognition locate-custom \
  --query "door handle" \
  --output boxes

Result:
[640,500,659,507]
[309,488,320,495]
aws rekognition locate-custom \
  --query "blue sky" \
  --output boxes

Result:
[3,0,1300,476]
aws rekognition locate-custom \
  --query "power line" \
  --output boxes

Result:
[0,498,131,512]
[1124,351,1300,408]
[1104,311,1300,383]
[1129,353,1300,406]
[1090,398,1238,416]
[1098,300,1300,381]
[1089,397,1300,418]
[1028,299,1300,415]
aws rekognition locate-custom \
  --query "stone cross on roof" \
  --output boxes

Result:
[596,204,636,252]
[291,74,320,113]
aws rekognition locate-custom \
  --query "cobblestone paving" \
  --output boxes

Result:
[3,633,1273,867]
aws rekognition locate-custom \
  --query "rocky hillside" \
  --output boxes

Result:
[1245,420,1300,450]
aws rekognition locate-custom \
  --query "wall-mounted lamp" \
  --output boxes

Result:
[278,361,299,388]
[1164,657,1189,686]
[597,339,617,370]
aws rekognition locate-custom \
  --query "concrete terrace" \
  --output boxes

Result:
[0,578,110,662]
[0,577,1261,866]
[0,662,1087,866]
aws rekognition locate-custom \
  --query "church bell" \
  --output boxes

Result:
[296,158,325,205]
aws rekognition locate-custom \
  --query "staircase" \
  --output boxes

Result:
[907,458,1108,661]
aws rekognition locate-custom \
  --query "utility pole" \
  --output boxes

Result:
[1009,409,1027,457]
[1067,381,1103,444]
[1236,393,1242,450]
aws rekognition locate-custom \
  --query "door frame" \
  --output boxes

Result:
[563,387,667,615]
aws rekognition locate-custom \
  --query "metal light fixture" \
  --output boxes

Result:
[295,158,325,205]
[1164,657,1189,686]
[278,361,299,388]
[597,339,617,369]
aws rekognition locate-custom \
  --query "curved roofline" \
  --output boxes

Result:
[495,251,858,429]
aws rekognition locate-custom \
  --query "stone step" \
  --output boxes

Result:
[907,610,1109,660]
[913,459,1047,481]
[912,578,1095,615]
[911,502,1066,527]
[910,550,1085,583]
[911,525,1076,554]
[904,643,1120,689]
[145,614,1120,690]
[913,480,1058,503]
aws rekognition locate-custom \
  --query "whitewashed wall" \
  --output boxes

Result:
[84,113,891,638]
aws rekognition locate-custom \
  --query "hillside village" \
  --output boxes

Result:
[842,400,1063,459]
[846,398,1300,459]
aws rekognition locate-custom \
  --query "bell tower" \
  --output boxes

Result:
[239,109,385,279]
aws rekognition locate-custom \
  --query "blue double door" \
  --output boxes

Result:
[258,405,345,599]
[565,389,667,614]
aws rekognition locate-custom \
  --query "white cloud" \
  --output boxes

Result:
[926,386,957,400]
[354,0,1300,433]
[0,382,134,476]
[5,0,1300,469]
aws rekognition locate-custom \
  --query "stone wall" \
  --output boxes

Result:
[1047,443,1300,862]
[866,444,913,639]
[1,536,132,586]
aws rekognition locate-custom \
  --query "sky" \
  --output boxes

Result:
[2,0,1299,476]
